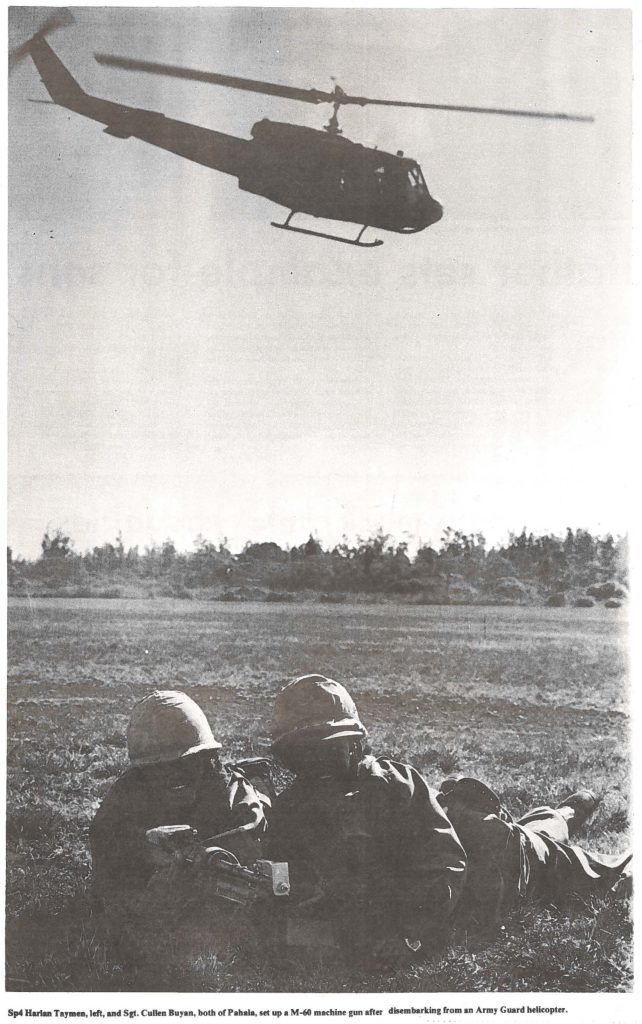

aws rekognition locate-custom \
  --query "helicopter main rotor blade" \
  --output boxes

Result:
[94,53,594,123]
[94,53,332,105]
[340,96,594,122]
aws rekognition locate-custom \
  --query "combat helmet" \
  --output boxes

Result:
[127,690,222,767]
[271,674,367,756]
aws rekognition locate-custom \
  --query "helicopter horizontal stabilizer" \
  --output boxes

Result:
[104,125,133,138]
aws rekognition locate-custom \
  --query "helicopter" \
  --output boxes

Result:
[19,22,594,248]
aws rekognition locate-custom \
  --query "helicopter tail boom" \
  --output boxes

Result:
[25,36,251,179]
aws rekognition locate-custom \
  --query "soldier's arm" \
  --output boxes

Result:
[362,758,468,945]
[228,770,270,833]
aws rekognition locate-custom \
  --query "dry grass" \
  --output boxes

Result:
[6,599,631,992]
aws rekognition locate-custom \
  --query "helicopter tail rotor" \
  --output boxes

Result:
[9,8,75,70]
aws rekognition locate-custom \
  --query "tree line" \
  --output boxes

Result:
[7,527,628,605]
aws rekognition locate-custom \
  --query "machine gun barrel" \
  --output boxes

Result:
[145,825,290,906]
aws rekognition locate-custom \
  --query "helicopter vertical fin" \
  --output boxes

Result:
[25,34,140,127]
[27,35,88,110]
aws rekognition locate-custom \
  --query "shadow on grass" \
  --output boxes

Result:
[6,888,633,993]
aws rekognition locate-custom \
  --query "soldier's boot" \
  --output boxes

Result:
[437,776,502,816]
[609,856,633,898]
[556,790,601,834]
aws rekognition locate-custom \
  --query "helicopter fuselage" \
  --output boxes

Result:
[25,36,442,242]
[239,119,443,233]
[24,28,591,246]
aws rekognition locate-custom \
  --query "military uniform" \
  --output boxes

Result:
[268,754,467,956]
[439,778,632,925]
[91,759,268,905]
[90,690,270,960]
[269,674,467,959]
[269,676,631,960]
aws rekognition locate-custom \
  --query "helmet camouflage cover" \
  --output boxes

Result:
[271,674,367,752]
[127,690,222,766]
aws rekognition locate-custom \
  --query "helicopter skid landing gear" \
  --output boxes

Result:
[271,212,383,248]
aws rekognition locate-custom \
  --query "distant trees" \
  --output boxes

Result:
[41,528,73,561]
[8,524,628,604]
[242,541,288,562]
[495,528,626,593]
[186,535,233,586]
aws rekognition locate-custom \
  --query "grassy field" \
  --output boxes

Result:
[5,598,631,992]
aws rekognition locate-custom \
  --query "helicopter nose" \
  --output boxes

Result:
[424,197,443,227]
[402,194,443,233]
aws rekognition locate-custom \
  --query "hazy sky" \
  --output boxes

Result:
[8,7,631,559]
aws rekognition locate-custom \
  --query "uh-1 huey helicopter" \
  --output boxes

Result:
[18,17,594,248]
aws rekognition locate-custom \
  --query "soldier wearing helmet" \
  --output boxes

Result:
[267,674,467,962]
[90,691,270,923]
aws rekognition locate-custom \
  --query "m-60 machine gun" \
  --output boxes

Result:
[145,824,290,907]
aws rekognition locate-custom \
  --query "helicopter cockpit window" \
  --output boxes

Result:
[407,166,426,190]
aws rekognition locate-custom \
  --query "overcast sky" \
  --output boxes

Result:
[8,7,631,559]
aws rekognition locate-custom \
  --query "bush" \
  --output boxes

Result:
[546,592,566,607]
[162,584,193,600]
[448,580,480,605]
[414,581,449,605]
[574,597,595,608]
[605,599,622,609]
[587,581,627,601]
[218,586,265,602]
[385,577,424,595]
[491,577,530,602]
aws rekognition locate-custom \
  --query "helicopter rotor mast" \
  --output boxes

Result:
[94,53,595,126]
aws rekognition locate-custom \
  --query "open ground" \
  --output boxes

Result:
[6,598,631,992]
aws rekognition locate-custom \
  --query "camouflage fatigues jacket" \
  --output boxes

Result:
[90,761,268,905]
[267,755,467,954]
